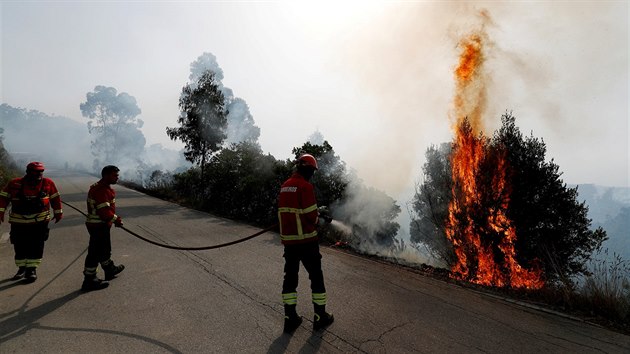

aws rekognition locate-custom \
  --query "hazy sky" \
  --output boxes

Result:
[1,1,628,197]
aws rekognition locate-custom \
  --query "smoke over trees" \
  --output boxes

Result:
[410,112,607,282]
[80,86,146,170]
[293,140,401,251]
[0,103,92,170]
[188,53,260,145]
[167,71,228,181]
[293,141,348,207]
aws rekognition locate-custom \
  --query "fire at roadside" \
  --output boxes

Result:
[443,13,545,290]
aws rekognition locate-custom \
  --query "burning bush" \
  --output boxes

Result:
[411,112,607,288]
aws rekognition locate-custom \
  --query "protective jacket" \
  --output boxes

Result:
[278,172,319,245]
[0,177,62,224]
[86,181,119,227]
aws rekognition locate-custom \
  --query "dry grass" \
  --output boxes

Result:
[579,251,630,323]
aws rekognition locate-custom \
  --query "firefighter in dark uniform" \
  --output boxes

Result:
[81,165,125,291]
[0,162,63,282]
[278,153,334,333]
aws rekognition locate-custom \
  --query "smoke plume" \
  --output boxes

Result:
[188,52,261,145]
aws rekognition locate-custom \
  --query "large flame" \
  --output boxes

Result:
[446,16,543,289]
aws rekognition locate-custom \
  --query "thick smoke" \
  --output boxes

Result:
[188,52,260,145]
[1,94,187,185]
[306,130,433,265]
[0,103,92,171]
[307,130,325,145]
[80,86,147,178]
[338,2,627,193]
[332,3,628,267]
[331,173,434,265]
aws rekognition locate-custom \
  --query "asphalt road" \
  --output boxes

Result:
[1,170,629,353]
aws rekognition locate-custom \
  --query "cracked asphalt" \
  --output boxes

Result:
[1,171,629,353]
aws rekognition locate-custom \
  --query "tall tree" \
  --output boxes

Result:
[409,143,455,265]
[494,112,607,281]
[80,86,145,167]
[188,52,260,145]
[166,71,228,181]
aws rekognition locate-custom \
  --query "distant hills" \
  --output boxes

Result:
[576,184,630,261]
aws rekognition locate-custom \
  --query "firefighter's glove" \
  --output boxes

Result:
[54,213,63,223]
[114,217,123,228]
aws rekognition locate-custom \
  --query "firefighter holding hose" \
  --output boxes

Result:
[81,165,125,291]
[278,153,334,333]
[0,162,63,282]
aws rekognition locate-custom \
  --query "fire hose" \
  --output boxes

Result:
[61,201,276,251]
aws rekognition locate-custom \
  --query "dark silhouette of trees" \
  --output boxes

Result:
[495,113,607,281]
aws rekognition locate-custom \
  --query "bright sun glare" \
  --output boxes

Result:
[286,1,386,36]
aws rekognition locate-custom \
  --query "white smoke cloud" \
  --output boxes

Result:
[337,2,628,194]
[187,52,261,145]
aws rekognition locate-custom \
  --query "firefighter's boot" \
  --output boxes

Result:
[12,266,26,280]
[24,268,37,283]
[313,304,334,330]
[81,275,109,292]
[283,305,303,333]
[102,260,125,280]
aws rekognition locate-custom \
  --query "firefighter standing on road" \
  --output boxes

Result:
[81,165,125,292]
[278,153,334,333]
[0,162,63,282]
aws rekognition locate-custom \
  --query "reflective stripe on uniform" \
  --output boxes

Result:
[86,215,104,223]
[15,259,27,267]
[87,197,115,224]
[282,292,298,305]
[312,292,327,306]
[26,259,42,268]
[280,231,318,242]
[9,211,51,223]
[49,192,60,199]
[0,191,9,198]
[96,202,110,210]
[84,266,98,275]
[278,203,318,242]
[54,209,63,214]
[278,204,318,215]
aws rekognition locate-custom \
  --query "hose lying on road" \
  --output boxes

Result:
[62,201,276,251]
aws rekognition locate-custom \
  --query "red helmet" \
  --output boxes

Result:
[26,161,45,172]
[297,154,318,170]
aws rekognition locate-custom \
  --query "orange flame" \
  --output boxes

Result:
[446,16,543,289]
